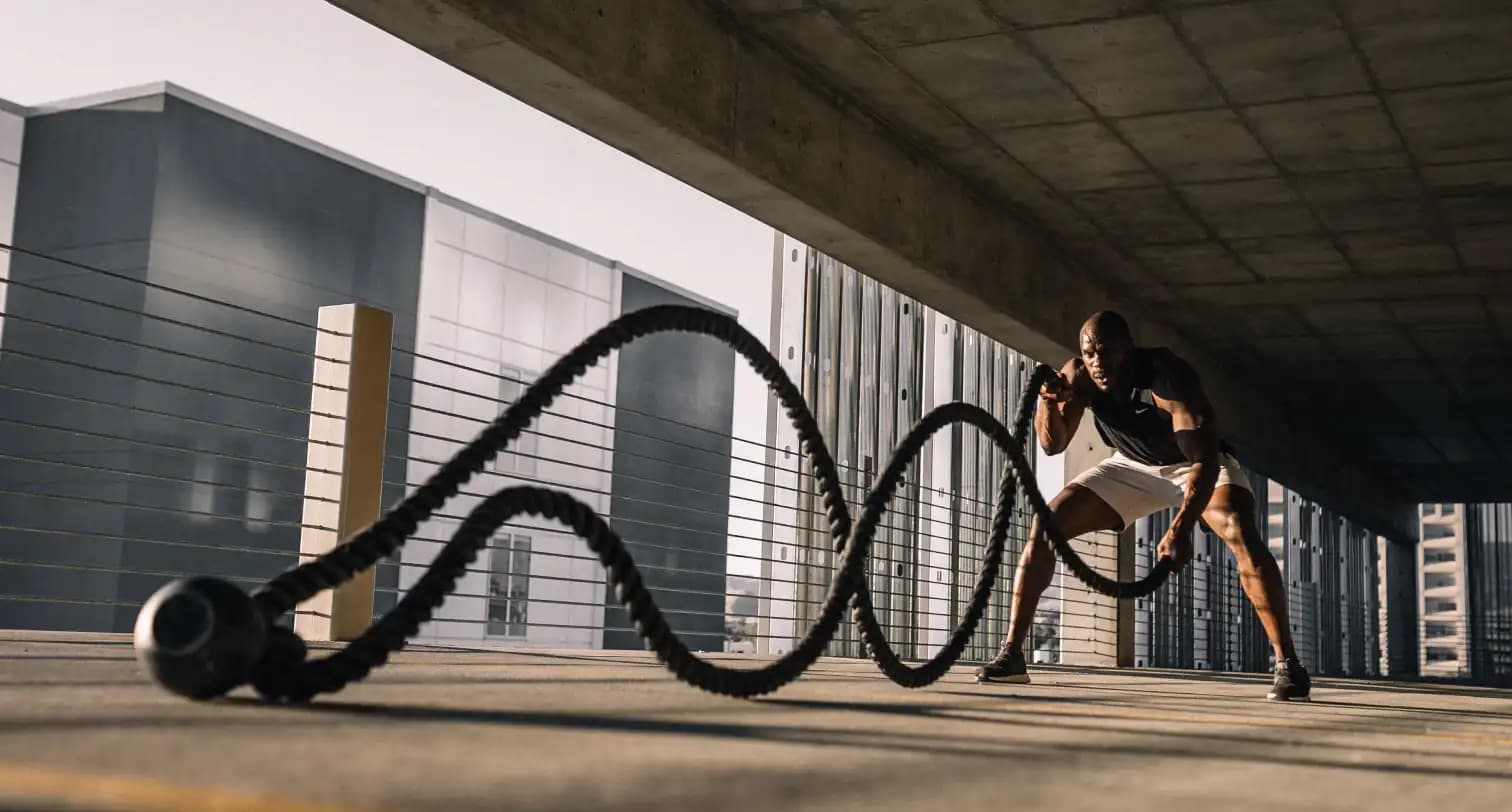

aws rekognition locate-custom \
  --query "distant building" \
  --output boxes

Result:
[1422,503,1512,683]
[1419,504,1470,677]
[0,84,736,651]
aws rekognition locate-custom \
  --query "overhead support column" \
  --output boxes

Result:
[326,0,1415,542]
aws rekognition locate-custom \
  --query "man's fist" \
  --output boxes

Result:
[1157,525,1193,572]
[1041,360,1092,404]
[1039,372,1074,403]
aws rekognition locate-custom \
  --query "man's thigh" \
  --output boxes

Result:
[1066,455,1183,531]
[1031,483,1124,553]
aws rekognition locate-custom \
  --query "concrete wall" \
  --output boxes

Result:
[0,91,423,631]
[1379,531,1419,679]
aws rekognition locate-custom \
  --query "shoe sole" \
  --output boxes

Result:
[976,674,1031,685]
[1266,693,1311,702]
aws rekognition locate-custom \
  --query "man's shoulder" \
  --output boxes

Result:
[1142,346,1195,376]
[1140,347,1204,398]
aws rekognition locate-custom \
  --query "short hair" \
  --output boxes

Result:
[1081,310,1132,344]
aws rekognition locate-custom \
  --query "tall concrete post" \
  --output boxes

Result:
[295,303,393,642]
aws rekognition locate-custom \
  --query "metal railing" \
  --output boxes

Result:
[0,241,1114,668]
[7,240,1497,685]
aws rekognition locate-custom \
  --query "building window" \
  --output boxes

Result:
[1426,649,1458,663]
[1424,523,1455,540]
[491,366,538,476]
[487,533,532,638]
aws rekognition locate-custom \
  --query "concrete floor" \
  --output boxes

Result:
[0,631,1509,812]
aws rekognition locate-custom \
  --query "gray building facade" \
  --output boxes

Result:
[0,84,735,648]
[760,235,1055,664]
[1465,503,1512,683]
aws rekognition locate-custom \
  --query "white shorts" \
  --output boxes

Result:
[1068,451,1251,529]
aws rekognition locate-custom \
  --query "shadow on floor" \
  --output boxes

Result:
[249,694,1512,782]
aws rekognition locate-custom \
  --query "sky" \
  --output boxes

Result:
[0,0,782,574]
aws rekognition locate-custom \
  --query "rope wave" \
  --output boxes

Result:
[244,305,1172,701]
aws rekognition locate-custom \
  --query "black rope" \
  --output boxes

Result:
[231,305,1170,700]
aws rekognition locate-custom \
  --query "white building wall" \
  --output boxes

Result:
[757,233,806,655]
[405,193,616,649]
[0,101,23,347]
[921,309,957,652]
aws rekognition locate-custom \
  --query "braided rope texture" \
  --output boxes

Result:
[247,305,1171,701]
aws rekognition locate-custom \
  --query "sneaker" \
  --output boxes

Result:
[975,643,1030,684]
[1267,657,1311,702]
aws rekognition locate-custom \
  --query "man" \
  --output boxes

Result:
[975,311,1311,701]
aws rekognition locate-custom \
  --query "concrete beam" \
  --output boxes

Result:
[325,0,1417,541]
[1159,271,1512,306]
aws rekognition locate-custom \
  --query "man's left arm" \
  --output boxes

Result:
[1154,353,1220,571]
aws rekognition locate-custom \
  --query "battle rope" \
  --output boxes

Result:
[132,305,1172,702]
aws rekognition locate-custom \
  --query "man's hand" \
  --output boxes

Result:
[1040,361,1090,405]
[1039,371,1073,403]
[1157,524,1193,572]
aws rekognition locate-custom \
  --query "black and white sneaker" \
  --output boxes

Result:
[1267,657,1311,702]
[975,644,1030,684]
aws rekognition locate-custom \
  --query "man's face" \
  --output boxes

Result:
[1080,329,1132,393]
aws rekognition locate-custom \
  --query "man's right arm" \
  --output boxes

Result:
[1035,358,1087,456]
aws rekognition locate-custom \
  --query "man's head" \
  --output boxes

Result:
[1079,311,1135,393]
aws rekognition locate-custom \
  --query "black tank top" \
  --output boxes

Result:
[1089,348,1231,466]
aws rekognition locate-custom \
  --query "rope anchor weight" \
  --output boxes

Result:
[132,306,1173,702]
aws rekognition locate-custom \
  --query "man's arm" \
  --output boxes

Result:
[1035,358,1088,456]
[1152,352,1220,568]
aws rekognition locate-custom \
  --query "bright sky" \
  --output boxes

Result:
[0,0,781,574]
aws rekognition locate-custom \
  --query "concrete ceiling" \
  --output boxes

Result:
[714,0,1512,500]
[325,0,1508,517]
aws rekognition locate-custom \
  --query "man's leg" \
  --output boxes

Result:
[976,483,1122,683]
[1200,485,1296,660]
[1201,483,1310,700]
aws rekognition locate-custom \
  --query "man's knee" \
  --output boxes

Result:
[1208,508,1269,564]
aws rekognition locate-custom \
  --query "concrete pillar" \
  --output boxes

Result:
[1116,525,1137,668]
[295,303,393,642]
[1378,534,1420,679]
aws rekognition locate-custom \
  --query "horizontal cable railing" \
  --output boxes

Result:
[11,239,1460,683]
[0,241,1113,667]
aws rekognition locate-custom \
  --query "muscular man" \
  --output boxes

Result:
[975,311,1311,701]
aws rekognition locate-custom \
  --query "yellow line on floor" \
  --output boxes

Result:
[0,761,380,812]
